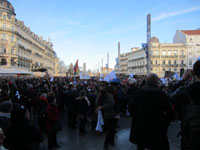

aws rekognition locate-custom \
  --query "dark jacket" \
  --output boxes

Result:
[96,92,115,124]
[78,97,89,115]
[4,119,43,150]
[129,86,172,150]
[170,81,200,150]
[0,112,11,132]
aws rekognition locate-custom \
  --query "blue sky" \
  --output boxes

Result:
[9,0,200,70]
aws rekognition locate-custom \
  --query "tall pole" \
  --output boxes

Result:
[107,52,109,74]
[118,42,120,75]
[147,14,151,74]
[102,58,103,73]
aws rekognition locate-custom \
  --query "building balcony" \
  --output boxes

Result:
[167,55,179,58]
[151,55,160,58]
[152,64,160,67]
[161,55,168,58]
[180,55,186,58]
[179,64,186,67]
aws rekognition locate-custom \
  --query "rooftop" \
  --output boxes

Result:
[181,30,200,35]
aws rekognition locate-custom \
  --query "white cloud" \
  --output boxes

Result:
[152,6,200,21]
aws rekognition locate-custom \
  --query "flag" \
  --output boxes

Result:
[129,72,134,79]
[99,74,104,81]
[50,76,54,82]
[74,59,78,75]
[172,72,182,80]
[104,71,117,82]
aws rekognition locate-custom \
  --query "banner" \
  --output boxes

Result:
[79,72,90,80]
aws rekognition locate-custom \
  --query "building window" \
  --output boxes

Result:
[174,60,177,65]
[162,50,166,56]
[1,48,6,53]
[181,60,184,65]
[189,60,193,66]
[11,49,14,54]
[181,50,184,56]
[3,15,6,20]
[168,50,172,56]
[11,35,14,42]
[3,2,7,7]
[12,26,15,31]
[163,68,165,71]
[163,60,165,65]
[174,50,177,56]
[1,58,7,65]
[155,51,159,56]
[2,24,6,29]
[168,68,171,71]
[2,33,6,39]
[189,49,192,55]
[174,68,177,72]
[11,59,15,66]
[155,60,158,64]
[168,60,171,65]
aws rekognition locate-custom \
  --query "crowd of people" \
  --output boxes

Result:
[0,60,199,150]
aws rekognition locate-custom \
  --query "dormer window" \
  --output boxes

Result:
[3,2,7,7]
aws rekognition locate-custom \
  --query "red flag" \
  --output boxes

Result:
[74,60,78,75]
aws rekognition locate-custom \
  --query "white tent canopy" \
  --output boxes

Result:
[0,68,32,76]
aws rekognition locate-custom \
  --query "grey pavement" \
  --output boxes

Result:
[40,113,181,150]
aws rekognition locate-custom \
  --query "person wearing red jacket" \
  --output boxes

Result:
[46,92,61,150]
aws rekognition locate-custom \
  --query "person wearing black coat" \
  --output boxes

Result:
[0,101,12,132]
[128,73,172,150]
[170,60,200,150]
[3,104,43,150]
[77,90,90,134]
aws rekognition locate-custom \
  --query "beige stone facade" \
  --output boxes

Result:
[150,37,188,77]
[127,37,188,77]
[0,0,58,76]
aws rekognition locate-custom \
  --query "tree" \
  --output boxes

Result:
[58,59,68,75]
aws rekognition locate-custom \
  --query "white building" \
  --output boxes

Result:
[128,48,147,75]
[173,30,200,69]
[119,52,132,75]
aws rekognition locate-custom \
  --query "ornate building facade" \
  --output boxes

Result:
[150,37,188,77]
[127,37,188,77]
[0,0,58,75]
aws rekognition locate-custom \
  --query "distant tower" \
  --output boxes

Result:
[83,63,86,71]
[147,14,152,74]
[107,52,109,73]
[118,42,121,74]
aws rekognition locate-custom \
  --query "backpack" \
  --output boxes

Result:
[182,90,200,150]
